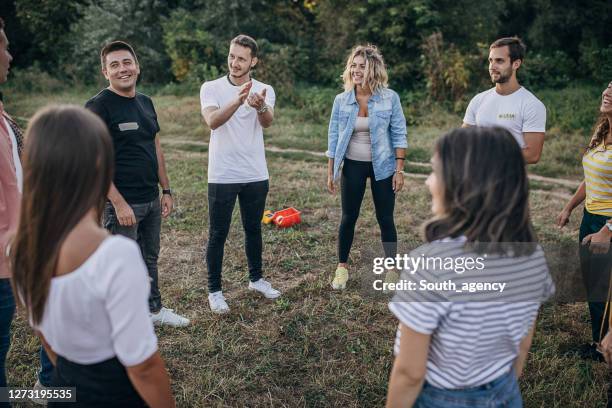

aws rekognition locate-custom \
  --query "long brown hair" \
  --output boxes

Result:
[11,105,113,325]
[586,113,610,151]
[424,127,536,254]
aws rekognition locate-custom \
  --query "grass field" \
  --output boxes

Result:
[4,87,609,407]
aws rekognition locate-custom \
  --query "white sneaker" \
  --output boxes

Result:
[208,291,230,314]
[30,379,47,405]
[150,307,190,327]
[248,278,281,299]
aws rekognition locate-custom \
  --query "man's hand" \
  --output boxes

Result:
[247,88,267,111]
[113,200,136,226]
[161,194,173,218]
[582,229,612,254]
[238,81,253,105]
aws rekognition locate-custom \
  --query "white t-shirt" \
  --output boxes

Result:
[34,236,158,367]
[463,87,546,148]
[4,117,22,192]
[200,76,275,183]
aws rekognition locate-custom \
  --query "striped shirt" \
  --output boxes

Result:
[388,238,554,389]
[583,144,612,217]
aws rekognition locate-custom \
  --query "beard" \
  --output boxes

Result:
[490,69,512,84]
[229,66,250,80]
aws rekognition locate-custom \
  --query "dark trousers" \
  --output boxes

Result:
[103,198,162,313]
[0,278,14,408]
[206,180,269,293]
[49,355,146,408]
[579,209,612,343]
[338,159,397,263]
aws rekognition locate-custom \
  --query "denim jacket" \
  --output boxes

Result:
[326,88,408,181]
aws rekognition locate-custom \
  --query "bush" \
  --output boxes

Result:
[4,66,66,94]
[521,51,576,89]
[537,85,601,133]
[579,44,612,84]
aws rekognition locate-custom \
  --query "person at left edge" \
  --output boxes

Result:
[85,41,189,327]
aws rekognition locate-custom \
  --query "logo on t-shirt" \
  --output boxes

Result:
[497,113,516,120]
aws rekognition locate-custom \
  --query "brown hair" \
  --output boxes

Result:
[490,36,526,63]
[424,127,536,254]
[587,113,610,151]
[0,17,5,30]
[11,105,114,325]
[231,34,258,58]
[100,40,138,70]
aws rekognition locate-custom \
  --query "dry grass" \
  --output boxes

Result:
[4,91,608,407]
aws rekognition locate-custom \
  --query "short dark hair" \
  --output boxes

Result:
[0,17,5,30]
[490,37,526,63]
[100,41,138,70]
[230,35,258,58]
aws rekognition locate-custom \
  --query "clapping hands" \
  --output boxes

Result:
[247,88,267,111]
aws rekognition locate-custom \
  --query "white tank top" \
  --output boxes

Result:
[345,116,371,162]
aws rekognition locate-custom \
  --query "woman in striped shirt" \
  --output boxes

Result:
[557,81,612,359]
[386,127,553,407]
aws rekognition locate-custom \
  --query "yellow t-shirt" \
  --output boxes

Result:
[583,143,612,216]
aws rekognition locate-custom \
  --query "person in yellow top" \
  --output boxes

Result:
[558,81,612,360]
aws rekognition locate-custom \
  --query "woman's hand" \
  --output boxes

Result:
[327,174,336,194]
[582,229,612,254]
[392,171,404,193]
[556,208,572,228]
[600,330,612,366]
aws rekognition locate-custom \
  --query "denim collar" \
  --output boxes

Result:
[345,88,382,105]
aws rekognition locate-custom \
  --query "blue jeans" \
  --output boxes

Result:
[39,347,53,386]
[415,369,522,408]
[0,278,15,408]
[103,198,162,313]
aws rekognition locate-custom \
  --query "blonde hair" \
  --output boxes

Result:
[342,45,388,93]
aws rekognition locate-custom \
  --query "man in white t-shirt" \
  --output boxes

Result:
[463,37,546,164]
[200,34,281,314]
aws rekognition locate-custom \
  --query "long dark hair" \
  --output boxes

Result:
[11,105,114,325]
[423,127,536,254]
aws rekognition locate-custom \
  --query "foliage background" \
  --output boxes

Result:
[1,0,610,102]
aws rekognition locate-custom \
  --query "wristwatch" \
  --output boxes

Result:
[162,189,172,196]
[257,104,269,114]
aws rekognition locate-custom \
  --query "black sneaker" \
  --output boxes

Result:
[576,342,605,362]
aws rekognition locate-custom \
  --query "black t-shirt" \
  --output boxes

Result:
[86,89,160,204]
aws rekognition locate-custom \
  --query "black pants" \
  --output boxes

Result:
[206,180,269,292]
[338,159,397,263]
[49,355,146,407]
[103,199,162,313]
[579,209,612,343]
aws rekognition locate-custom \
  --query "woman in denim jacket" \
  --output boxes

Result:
[326,45,408,289]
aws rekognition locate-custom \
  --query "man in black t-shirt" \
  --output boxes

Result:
[86,41,189,327]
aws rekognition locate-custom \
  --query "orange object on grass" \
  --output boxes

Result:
[272,207,301,228]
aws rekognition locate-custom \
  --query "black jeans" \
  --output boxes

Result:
[579,208,612,343]
[0,278,14,408]
[338,159,397,263]
[206,180,269,293]
[49,356,146,407]
[103,198,162,313]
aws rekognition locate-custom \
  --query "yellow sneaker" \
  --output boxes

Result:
[383,269,400,293]
[331,266,349,290]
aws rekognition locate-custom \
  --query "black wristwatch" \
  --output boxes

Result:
[162,189,172,196]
